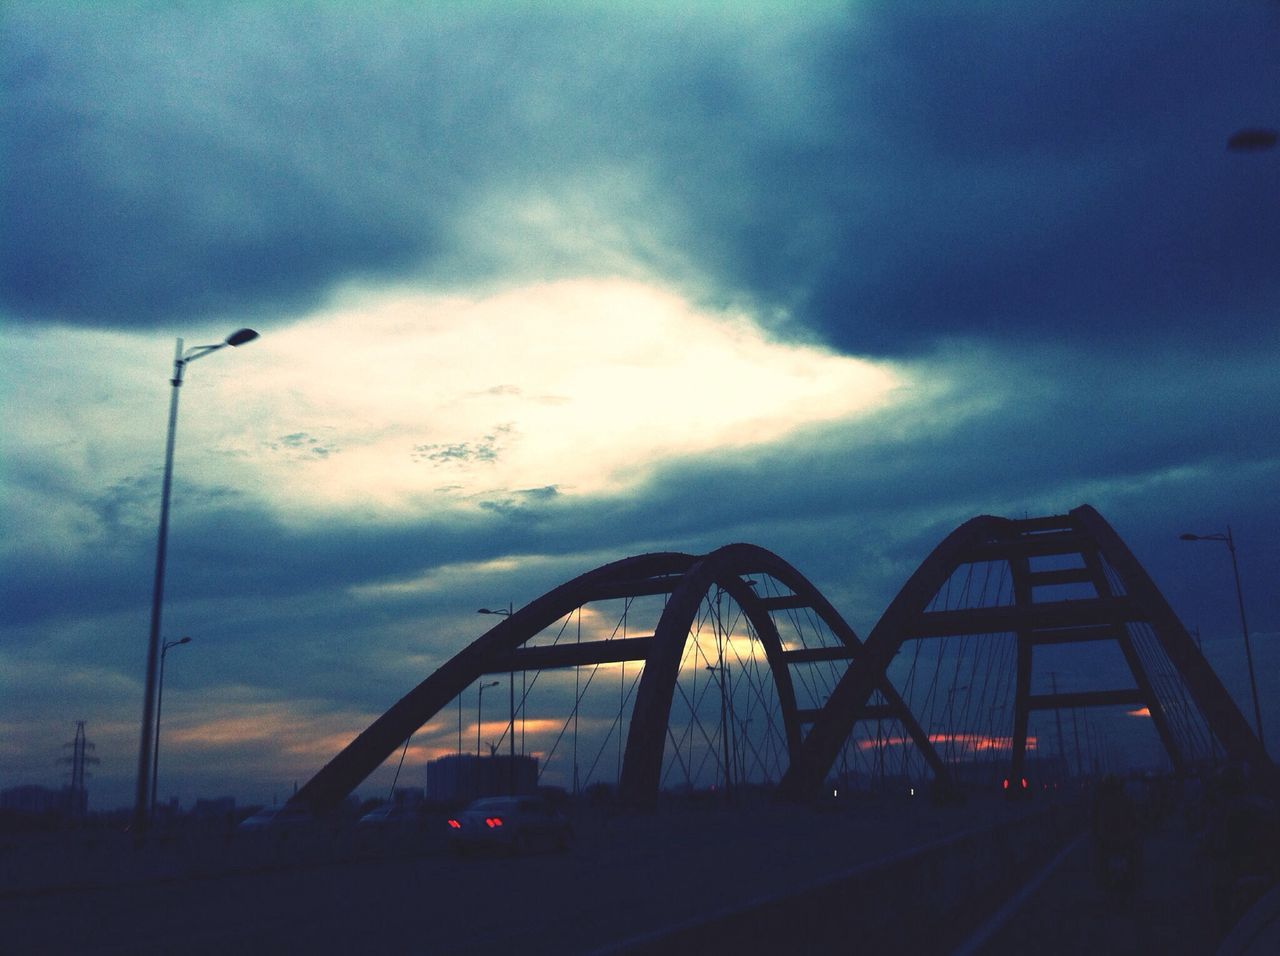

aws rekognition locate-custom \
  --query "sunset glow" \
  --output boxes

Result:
[857,733,1039,754]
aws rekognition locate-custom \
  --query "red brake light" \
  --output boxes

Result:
[1021,778,1028,789]
[1002,778,1009,790]
[447,819,461,828]
[485,816,504,828]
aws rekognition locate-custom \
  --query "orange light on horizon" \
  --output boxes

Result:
[856,732,1038,753]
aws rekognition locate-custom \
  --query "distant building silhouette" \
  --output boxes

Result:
[427,753,538,802]
[191,796,237,826]
[1,784,70,814]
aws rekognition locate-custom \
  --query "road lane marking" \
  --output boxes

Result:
[949,832,1087,956]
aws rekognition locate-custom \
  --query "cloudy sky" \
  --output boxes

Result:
[3,0,1277,810]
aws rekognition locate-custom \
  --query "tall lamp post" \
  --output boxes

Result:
[133,328,259,834]
[151,636,191,818]
[1180,527,1265,750]
[479,605,516,790]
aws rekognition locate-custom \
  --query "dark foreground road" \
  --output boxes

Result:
[968,815,1229,956]
[2,795,1023,955]
[7,794,1262,955]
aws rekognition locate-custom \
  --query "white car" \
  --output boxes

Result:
[357,802,431,831]
[236,803,315,832]
[446,795,572,854]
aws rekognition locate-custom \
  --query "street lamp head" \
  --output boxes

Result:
[178,328,260,369]
[177,636,192,646]
[1227,128,1277,152]
[224,328,259,347]
[1181,531,1229,543]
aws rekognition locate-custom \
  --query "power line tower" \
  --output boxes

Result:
[62,721,98,818]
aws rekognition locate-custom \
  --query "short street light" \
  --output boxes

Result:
[477,680,500,758]
[151,636,192,818]
[1180,527,1265,749]
[479,604,517,782]
[133,328,258,834]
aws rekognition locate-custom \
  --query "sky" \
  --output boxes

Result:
[2,0,1278,811]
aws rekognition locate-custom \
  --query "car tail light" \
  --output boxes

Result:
[485,816,504,828]
[447,819,461,829]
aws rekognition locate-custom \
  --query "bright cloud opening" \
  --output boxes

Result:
[218,278,902,520]
[0,278,903,542]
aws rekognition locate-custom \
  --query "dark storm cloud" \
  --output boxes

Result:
[660,3,1280,355]
[0,3,700,325]
[2,4,448,324]
[8,2,1275,358]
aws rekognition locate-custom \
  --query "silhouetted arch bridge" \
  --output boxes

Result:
[293,505,1273,813]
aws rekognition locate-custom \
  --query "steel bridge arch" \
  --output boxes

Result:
[293,543,944,812]
[777,504,1274,798]
[295,504,1269,811]
[294,550,691,812]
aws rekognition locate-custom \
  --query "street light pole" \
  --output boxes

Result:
[133,329,258,834]
[151,636,191,818]
[1181,527,1265,750]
